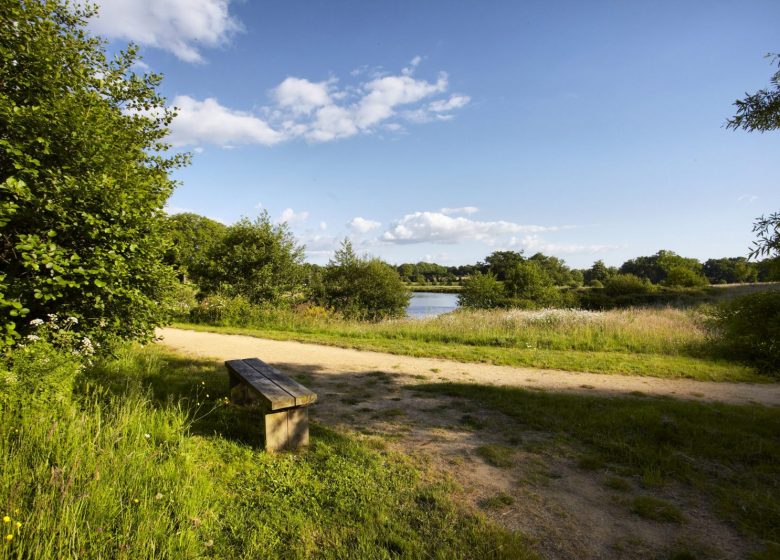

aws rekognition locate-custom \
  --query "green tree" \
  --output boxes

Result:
[584,260,613,285]
[662,266,708,288]
[165,213,227,284]
[0,1,185,348]
[320,239,409,320]
[202,213,305,305]
[480,251,524,281]
[727,53,780,133]
[504,261,553,302]
[458,273,505,309]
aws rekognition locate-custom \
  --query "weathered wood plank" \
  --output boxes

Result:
[243,358,317,406]
[225,359,295,410]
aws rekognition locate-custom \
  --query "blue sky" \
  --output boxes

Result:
[93,0,779,267]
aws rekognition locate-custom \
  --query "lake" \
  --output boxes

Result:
[406,292,460,318]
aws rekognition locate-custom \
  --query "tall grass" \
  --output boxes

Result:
[179,306,764,381]
[0,343,534,559]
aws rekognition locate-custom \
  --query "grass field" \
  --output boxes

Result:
[177,306,767,382]
[0,344,533,559]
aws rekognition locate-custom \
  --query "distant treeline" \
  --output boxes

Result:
[395,250,776,287]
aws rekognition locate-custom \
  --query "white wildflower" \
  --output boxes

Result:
[29,319,44,327]
[26,334,40,341]
[66,316,79,324]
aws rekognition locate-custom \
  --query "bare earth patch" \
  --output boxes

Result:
[157,328,771,558]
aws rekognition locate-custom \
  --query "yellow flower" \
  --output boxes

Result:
[132,499,139,504]
[2,517,9,523]
[5,535,11,542]
[14,523,20,529]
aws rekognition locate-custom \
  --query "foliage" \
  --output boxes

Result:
[703,257,758,284]
[164,212,226,283]
[320,240,410,320]
[712,291,780,374]
[663,266,708,288]
[583,260,615,284]
[504,261,555,306]
[750,212,780,260]
[0,0,183,349]
[527,253,577,286]
[727,53,780,133]
[603,273,652,296]
[458,273,505,309]
[199,213,305,305]
[620,250,703,285]
[480,250,524,281]
[161,280,199,320]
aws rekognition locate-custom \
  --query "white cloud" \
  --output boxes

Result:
[168,60,468,147]
[319,221,328,231]
[90,0,241,63]
[277,208,310,225]
[428,94,471,113]
[511,235,619,255]
[348,217,382,233]
[273,77,333,115]
[737,194,758,203]
[168,96,283,147]
[440,206,479,216]
[382,211,563,245]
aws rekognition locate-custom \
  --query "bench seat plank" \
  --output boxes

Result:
[243,358,317,406]
[225,359,296,410]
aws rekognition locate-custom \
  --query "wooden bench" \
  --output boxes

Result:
[225,358,317,452]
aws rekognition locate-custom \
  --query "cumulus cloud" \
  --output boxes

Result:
[168,59,469,147]
[273,77,333,115]
[510,235,619,255]
[440,206,479,216]
[168,96,283,147]
[348,217,382,233]
[277,208,309,224]
[90,0,241,63]
[382,211,562,245]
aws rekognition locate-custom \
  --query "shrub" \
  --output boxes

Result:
[712,291,780,374]
[189,294,254,325]
[664,266,708,288]
[458,273,505,309]
[504,261,553,301]
[604,274,652,296]
[320,240,410,320]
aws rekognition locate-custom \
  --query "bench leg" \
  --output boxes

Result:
[263,408,309,452]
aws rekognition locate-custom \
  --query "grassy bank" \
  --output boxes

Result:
[407,284,462,293]
[176,307,765,382]
[0,344,533,559]
[415,382,780,548]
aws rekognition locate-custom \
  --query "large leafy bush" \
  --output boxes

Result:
[0,1,183,349]
[712,291,780,374]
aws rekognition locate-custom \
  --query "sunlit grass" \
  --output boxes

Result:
[176,306,766,382]
[0,344,534,559]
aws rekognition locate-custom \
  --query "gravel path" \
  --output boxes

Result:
[157,327,780,407]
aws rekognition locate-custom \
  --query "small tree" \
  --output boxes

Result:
[504,261,553,301]
[480,250,524,281]
[201,213,305,305]
[1,1,185,348]
[458,273,505,309]
[320,240,409,320]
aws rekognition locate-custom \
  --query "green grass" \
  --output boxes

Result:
[0,344,535,559]
[475,444,515,468]
[631,496,686,524]
[175,305,767,381]
[414,382,780,543]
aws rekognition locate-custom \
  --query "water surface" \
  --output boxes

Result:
[406,292,459,318]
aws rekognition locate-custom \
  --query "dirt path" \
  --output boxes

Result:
[157,327,780,407]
